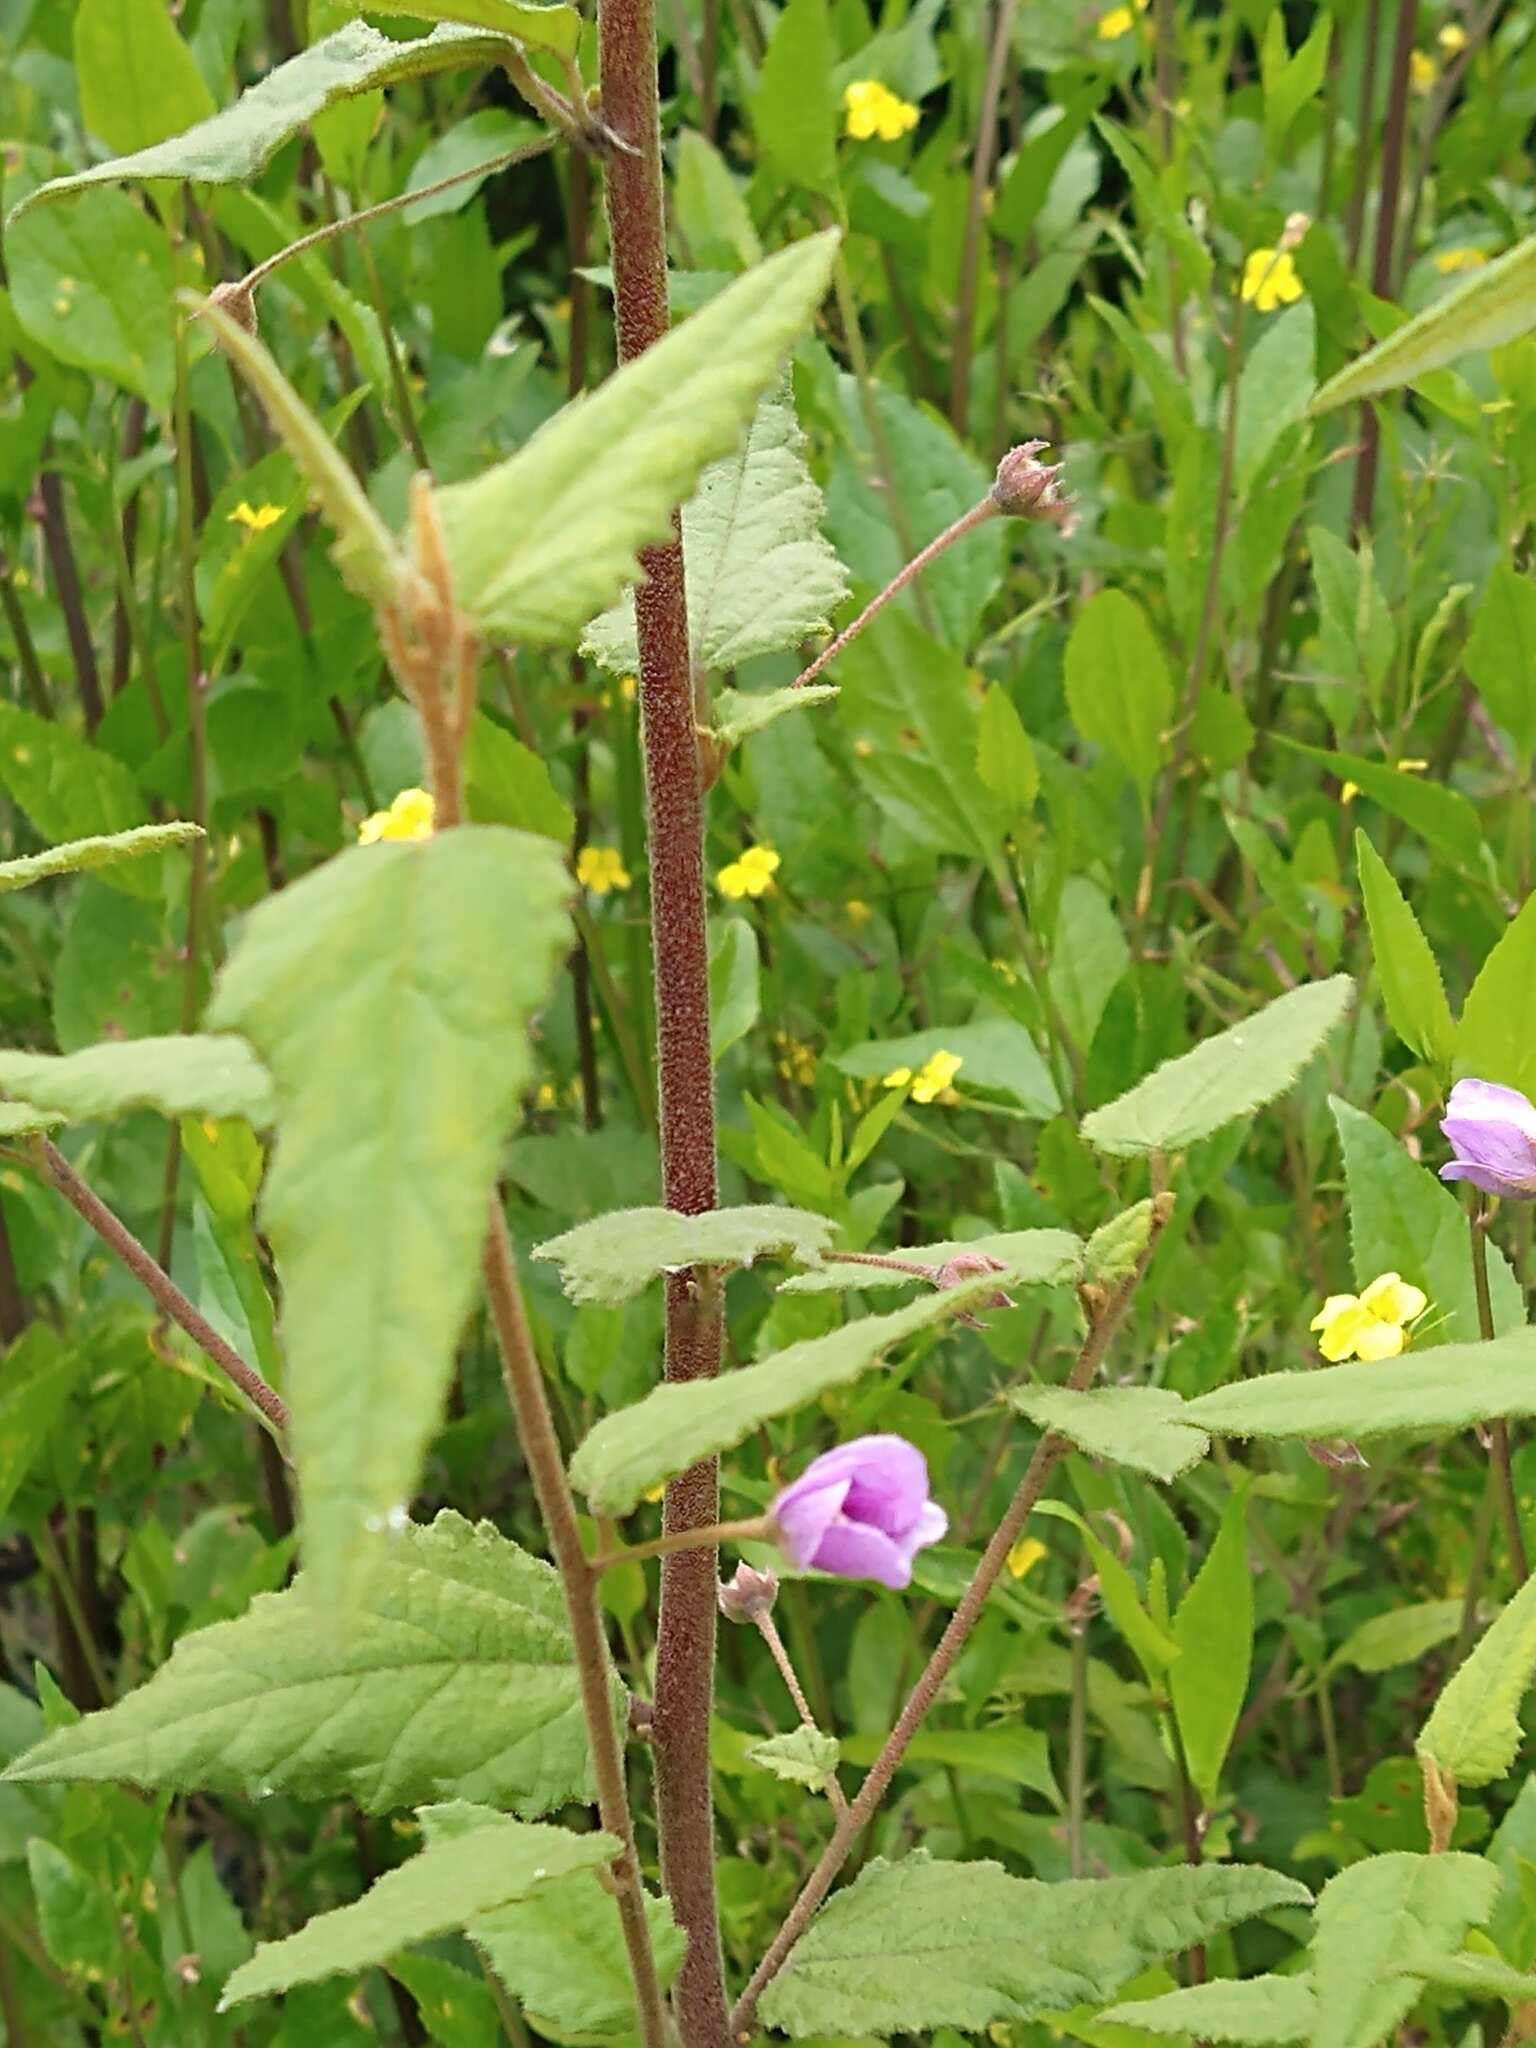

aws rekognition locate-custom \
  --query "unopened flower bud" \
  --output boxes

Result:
[207,279,259,337]
[932,1249,1013,1326]
[718,1561,779,1623]
[991,440,1076,533]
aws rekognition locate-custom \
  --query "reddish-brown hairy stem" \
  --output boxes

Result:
[600,0,730,2035]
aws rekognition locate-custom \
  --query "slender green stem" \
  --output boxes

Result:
[1471,1207,1530,1583]
[1066,1609,1088,1879]
[591,1516,770,1573]
[35,1518,115,1707]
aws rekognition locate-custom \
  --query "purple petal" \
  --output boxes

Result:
[908,1501,950,1550]
[1440,1117,1536,1188]
[1445,1078,1536,1139]
[772,1475,850,1569]
[1441,1160,1536,1201]
[838,1436,932,1537]
[809,1518,915,1588]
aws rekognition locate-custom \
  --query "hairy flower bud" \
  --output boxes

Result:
[931,1249,1013,1327]
[207,279,259,337]
[991,440,1076,532]
[717,1561,779,1623]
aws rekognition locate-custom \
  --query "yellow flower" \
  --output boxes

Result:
[846,899,873,927]
[1240,247,1305,313]
[1435,246,1489,273]
[882,1067,914,1090]
[1438,21,1468,50]
[1410,48,1438,90]
[1097,2,1137,35]
[1340,779,1360,803]
[358,787,435,844]
[536,1081,558,1111]
[1310,1273,1428,1362]
[911,1049,963,1104]
[774,1032,817,1086]
[229,500,285,533]
[843,79,919,142]
[577,845,631,895]
[716,845,780,899]
[1008,1536,1047,1580]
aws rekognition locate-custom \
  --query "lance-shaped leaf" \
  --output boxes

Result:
[782,1227,1082,1295]
[1458,891,1536,1102]
[1104,1976,1315,2043]
[535,1205,836,1306]
[221,1806,616,2008]
[569,1270,1016,1516]
[1312,231,1536,413]
[711,685,839,748]
[1419,1573,1536,1789]
[1081,977,1353,1157]
[1355,832,1455,1070]
[0,1037,274,1129]
[757,1855,1309,2037]
[581,389,849,675]
[434,231,839,646]
[1008,1386,1210,1483]
[0,823,202,894]
[9,22,567,219]
[348,0,579,45]
[1309,1853,1499,2048]
[2,1513,616,1815]
[207,829,571,1606]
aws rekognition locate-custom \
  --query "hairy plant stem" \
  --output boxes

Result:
[1471,1207,1529,1583]
[730,1198,1172,2036]
[600,0,730,2036]
[754,1609,850,1817]
[592,1516,771,1572]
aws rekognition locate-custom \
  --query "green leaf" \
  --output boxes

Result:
[1312,230,1536,413]
[1083,1199,1156,1284]
[9,23,550,216]
[534,1205,837,1306]
[569,1271,1022,1516]
[833,1019,1058,1117]
[1063,589,1173,805]
[1355,832,1455,1069]
[1007,1387,1210,1484]
[0,702,144,849]
[349,0,579,48]
[1263,7,1332,154]
[1105,1975,1315,2043]
[710,918,761,1061]
[1330,1600,1465,1675]
[1184,1328,1536,1440]
[756,1854,1309,2037]
[206,829,571,1606]
[472,1862,686,2038]
[435,233,839,645]
[1463,565,1536,775]
[221,1808,617,2008]
[1309,1853,1499,2048]
[0,1102,64,1137]
[581,390,848,676]
[0,1331,79,1520]
[1035,1501,1180,1680]
[74,0,215,154]
[1170,1489,1252,1805]
[5,186,175,408]
[1458,891,1536,1100]
[976,684,1039,816]
[1332,1097,1524,1346]
[782,1228,1082,1295]
[28,1840,122,1979]
[753,0,838,196]
[465,714,575,842]
[748,1725,842,1788]
[1275,739,1484,873]
[1405,1952,1536,2004]
[1419,1574,1536,1789]
[1234,304,1316,498]
[836,1726,1061,1805]
[711,684,839,748]
[3,1512,614,1816]
[0,1037,274,1128]
[0,822,202,894]
[1049,878,1130,1067]
[1081,978,1353,1157]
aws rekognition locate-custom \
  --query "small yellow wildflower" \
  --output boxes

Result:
[1007,1536,1047,1580]
[882,1067,914,1090]
[1310,1272,1428,1362]
[1438,21,1468,50]
[1435,246,1489,273]
[1240,247,1305,313]
[716,845,780,900]
[358,787,435,845]
[911,1050,963,1104]
[991,958,1019,986]
[843,79,920,142]
[535,1081,558,1111]
[1396,758,1429,773]
[846,899,873,927]
[1410,48,1438,90]
[774,1032,817,1086]
[1097,2,1135,35]
[229,501,285,534]
[577,845,631,895]
[1340,779,1360,803]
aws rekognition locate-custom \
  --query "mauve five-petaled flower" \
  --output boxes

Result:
[1440,1078,1536,1200]
[769,1435,948,1590]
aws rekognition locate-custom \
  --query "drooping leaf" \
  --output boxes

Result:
[757,1854,1309,2037]
[535,1205,836,1307]
[1063,589,1173,804]
[1081,978,1353,1156]
[1354,832,1456,1069]
[782,1228,1082,1295]
[1169,1488,1253,1805]
[1418,1574,1536,1789]
[1457,891,1536,1101]
[569,1269,1021,1516]
[1308,1853,1500,2048]
[747,1726,842,1788]
[1104,1974,1316,2043]
[73,0,215,155]
[206,830,571,1605]
[435,233,839,645]
[711,684,839,748]
[1006,1387,1210,1483]
[0,1037,274,1129]
[221,1807,617,2007]
[0,823,202,895]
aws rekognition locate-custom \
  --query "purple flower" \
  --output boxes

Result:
[770,1435,948,1590]
[1440,1078,1536,1200]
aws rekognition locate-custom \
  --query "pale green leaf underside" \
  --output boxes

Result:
[1104,1974,1316,2043]
[2,1512,615,1816]
[1081,976,1354,1156]
[221,1806,616,2007]
[748,1725,842,1787]
[0,1102,63,1136]
[1310,1853,1498,2048]
[534,1204,836,1307]
[352,0,580,49]
[758,1854,1309,2037]
[1418,1573,1536,1789]
[207,830,572,1606]
[472,1864,686,2037]
[779,1227,1082,1295]
[580,389,849,675]
[0,1037,274,1128]
[436,232,839,645]
[712,684,839,747]
[569,1269,1018,1516]
[1408,1952,1536,2004]
[1009,1386,1211,1483]
[0,823,202,892]
[10,22,565,217]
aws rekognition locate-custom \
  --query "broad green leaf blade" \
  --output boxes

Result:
[466,713,574,842]
[471,1864,685,2038]
[976,684,1040,815]
[1104,1975,1315,2043]
[3,1513,615,1816]
[1170,1489,1252,1805]
[1310,1853,1499,2048]
[207,830,572,1605]
[747,1726,842,1788]
[221,1808,616,2007]
[534,1205,836,1306]
[1330,1600,1464,1676]
[9,23,537,217]
[5,187,175,409]
[569,1271,1019,1516]
[0,703,145,857]
[193,296,406,611]
[0,1333,80,1520]
[833,1018,1058,1117]
[712,685,839,748]
[757,1855,1309,2037]
[345,0,579,50]
[1458,892,1536,1100]
[0,1038,274,1128]
[1312,232,1536,413]
[1463,565,1536,776]
[1405,1953,1536,2004]
[1184,1329,1536,1440]
[74,0,215,154]
[581,390,849,675]
[1419,1574,1536,1789]
[0,1102,64,1137]
[1332,1097,1524,1346]
[0,823,202,894]
[1081,978,1353,1157]
[1006,1387,1210,1483]
[1063,589,1173,804]
[835,1727,1061,1806]
[782,1228,1082,1295]
[435,232,839,645]
[752,0,838,196]
[1275,739,1484,874]
[1355,833,1455,1070]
